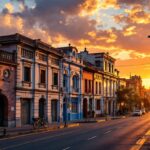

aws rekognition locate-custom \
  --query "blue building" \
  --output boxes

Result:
[58,44,84,121]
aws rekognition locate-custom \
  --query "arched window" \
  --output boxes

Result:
[72,75,79,91]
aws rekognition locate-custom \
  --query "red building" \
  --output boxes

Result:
[0,49,16,127]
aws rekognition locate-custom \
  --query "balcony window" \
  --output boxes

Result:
[53,72,58,86]
[40,70,46,83]
[22,49,33,59]
[85,79,87,93]
[72,75,79,91]
[24,66,31,82]
[63,74,67,88]
[71,102,78,113]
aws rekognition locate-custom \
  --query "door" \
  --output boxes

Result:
[51,100,58,122]
[63,98,67,122]
[83,98,88,118]
[21,99,30,125]
[39,99,45,118]
[0,98,4,126]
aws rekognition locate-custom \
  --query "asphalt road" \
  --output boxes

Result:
[1,113,150,150]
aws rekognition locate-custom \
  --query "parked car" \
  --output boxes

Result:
[132,110,142,116]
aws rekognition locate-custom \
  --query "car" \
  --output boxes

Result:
[132,110,142,116]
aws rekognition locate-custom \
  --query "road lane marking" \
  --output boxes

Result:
[88,136,97,140]
[130,137,146,150]
[145,130,150,135]
[62,146,71,150]
[104,130,112,134]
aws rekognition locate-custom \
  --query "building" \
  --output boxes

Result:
[0,33,63,127]
[0,49,16,127]
[78,49,119,116]
[58,45,84,121]
[0,33,122,127]
[126,75,142,96]
[82,61,94,118]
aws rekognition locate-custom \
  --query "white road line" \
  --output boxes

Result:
[104,130,112,134]
[62,147,71,150]
[88,136,97,140]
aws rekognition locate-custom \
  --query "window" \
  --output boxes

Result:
[85,79,87,93]
[109,63,111,72]
[63,74,67,87]
[95,60,102,67]
[96,100,100,110]
[71,102,78,113]
[24,66,31,82]
[53,73,58,86]
[105,61,107,71]
[96,82,98,94]
[40,70,46,83]
[39,54,47,61]
[99,82,101,94]
[22,48,33,59]
[89,80,91,93]
[73,75,79,90]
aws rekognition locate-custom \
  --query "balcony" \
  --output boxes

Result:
[0,50,16,64]
[51,85,59,90]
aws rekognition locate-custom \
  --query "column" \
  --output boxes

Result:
[16,97,21,127]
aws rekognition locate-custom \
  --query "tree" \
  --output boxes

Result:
[116,87,141,114]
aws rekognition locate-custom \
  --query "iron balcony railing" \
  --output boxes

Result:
[0,50,16,64]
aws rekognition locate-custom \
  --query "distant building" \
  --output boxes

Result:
[126,75,142,96]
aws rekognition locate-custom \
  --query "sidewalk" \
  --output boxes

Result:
[73,115,127,123]
[0,122,79,139]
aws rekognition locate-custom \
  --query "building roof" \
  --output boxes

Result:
[0,33,63,57]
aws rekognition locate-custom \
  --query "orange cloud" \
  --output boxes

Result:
[123,26,136,36]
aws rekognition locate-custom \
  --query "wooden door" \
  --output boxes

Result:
[83,98,88,118]
[21,99,30,125]
[51,100,58,122]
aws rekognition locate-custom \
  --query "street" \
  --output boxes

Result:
[0,114,150,150]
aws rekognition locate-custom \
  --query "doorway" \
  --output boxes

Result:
[0,93,8,126]
[51,100,58,122]
[83,98,88,118]
[39,98,45,118]
[21,99,31,125]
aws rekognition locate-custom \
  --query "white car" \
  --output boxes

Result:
[132,110,142,116]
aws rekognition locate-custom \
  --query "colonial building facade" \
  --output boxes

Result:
[0,33,120,127]
[78,49,119,116]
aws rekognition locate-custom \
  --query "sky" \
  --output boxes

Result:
[0,0,150,88]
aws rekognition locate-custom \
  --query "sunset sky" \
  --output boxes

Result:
[0,0,150,88]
